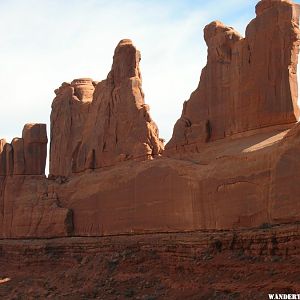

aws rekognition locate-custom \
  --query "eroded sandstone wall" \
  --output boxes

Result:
[166,0,300,151]
[73,40,164,173]
[0,124,72,238]
[50,79,95,178]
[0,176,73,238]
[1,224,300,299]
[50,40,164,177]
[54,124,288,235]
[1,0,300,239]
[0,124,47,176]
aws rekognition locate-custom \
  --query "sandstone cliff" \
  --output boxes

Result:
[0,125,72,238]
[0,124,47,176]
[2,224,300,299]
[0,0,300,239]
[73,39,164,173]
[50,39,164,177]
[166,0,300,151]
[50,78,95,178]
[49,0,300,236]
[2,1,300,298]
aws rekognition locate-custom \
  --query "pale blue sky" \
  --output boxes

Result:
[0,0,298,147]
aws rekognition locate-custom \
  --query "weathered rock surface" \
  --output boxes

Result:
[52,123,297,235]
[0,125,72,238]
[1,0,300,239]
[270,122,300,223]
[166,0,300,151]
[1,1,300,298]
[0,124,47,176]
[22,124,48,175]
[73,39,164,172]
[0,139,12,176]
[1,224,300,299]
[0,176,73,238]
[50,40,164,177]
[50,78,95,178]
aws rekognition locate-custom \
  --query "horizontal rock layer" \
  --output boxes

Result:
[1,223,300,299]
[0,176,73,238]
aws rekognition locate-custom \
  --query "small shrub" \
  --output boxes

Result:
[259,223,273,229]
[124,289,134,298]
[106,258,119,271]
[214,239,222,252]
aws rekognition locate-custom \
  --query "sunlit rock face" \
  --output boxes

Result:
[298,52,300,108]
[49,40,164,178]
[0,0,300,239]
[166,0,300,152]
[0,124,72,238]
[0,124,47,176]
[49,78,95,178]
[72,39,164,174]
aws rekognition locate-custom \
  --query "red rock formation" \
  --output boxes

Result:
[0,175,5,234]
[166,0,300,151]
[269,122,300,223]
[53,124,292,235]
[0,176,73,238]
[43,0,300,237]
[1,0,300,240]
[0,124,47,176]
[12,138,25,175]
[0,125,72,238]
[50,40,163,177]
[50,78,95,178]
[1,224,300,299]
[72,39,164,172]
[22,124,48,175]
[0,139,11,176]
[2,1,300,298]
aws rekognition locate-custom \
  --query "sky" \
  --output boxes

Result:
[0,0,299,147]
